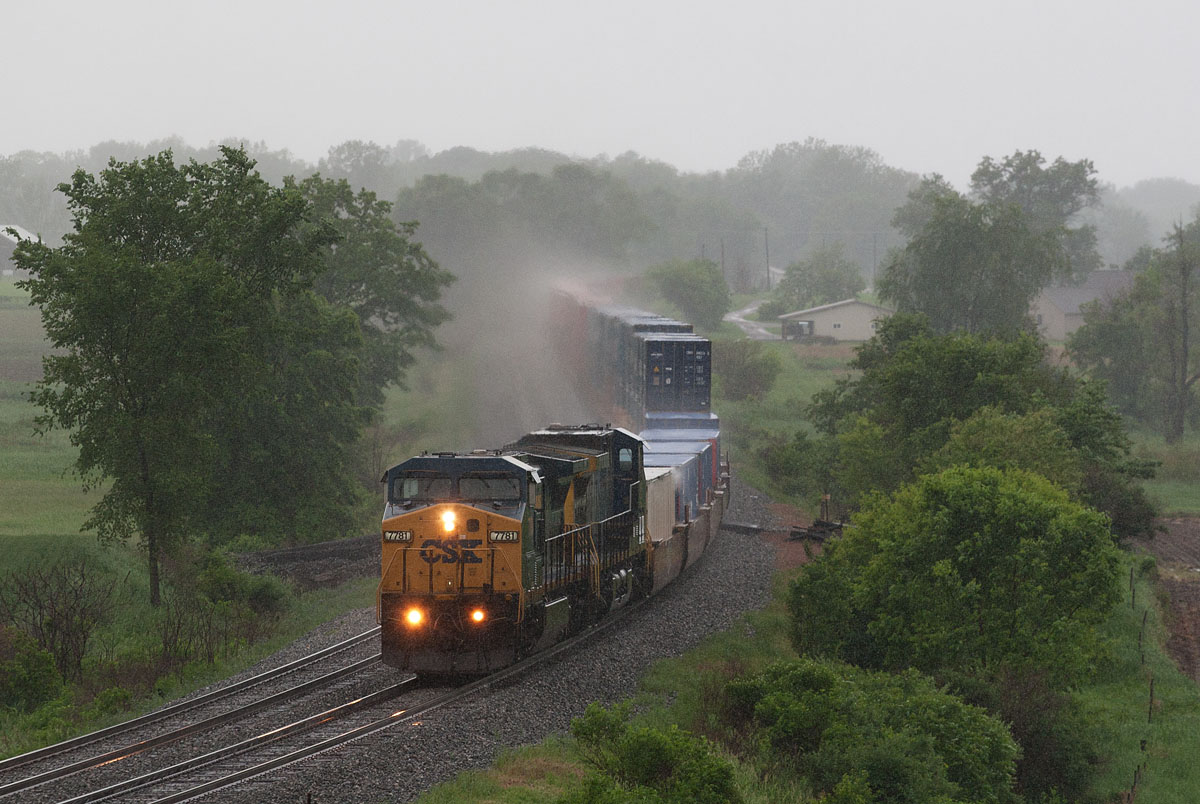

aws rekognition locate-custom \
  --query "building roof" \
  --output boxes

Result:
[1,225,37,245]
[1039,270,1134,316]
[778,298,894,321]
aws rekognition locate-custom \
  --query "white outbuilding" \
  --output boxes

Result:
[778,299,893,342]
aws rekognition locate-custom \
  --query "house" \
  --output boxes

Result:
[1,225,37,277]
[1032,270,1135,342]
[778,299,894,342]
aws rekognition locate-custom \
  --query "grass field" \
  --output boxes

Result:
[1132,428,1200,515]
[0,279,95,549]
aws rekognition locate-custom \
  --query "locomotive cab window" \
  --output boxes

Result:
[618,448,633,472]
[459,472,522,503]
[391,472,453,503]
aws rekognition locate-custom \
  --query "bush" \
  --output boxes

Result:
[713,339,783,401]
[723,658,1019,804]
[643,259,731,331]
[84,686,133,719]
[946,668,1100,802]
[788,466,1122,684]
[564,702,741,804]
[0,625,64,712]
[246,575,290,619]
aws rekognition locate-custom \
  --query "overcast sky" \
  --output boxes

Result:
[4,0,1197,189]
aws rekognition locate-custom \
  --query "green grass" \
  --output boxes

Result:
[713,339,854,507]
[1077,555,1200,802]
[1130,427,1200,515]
[0,282,94,544]
[414,741,581,804]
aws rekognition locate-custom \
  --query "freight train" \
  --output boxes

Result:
[376,291,726,676]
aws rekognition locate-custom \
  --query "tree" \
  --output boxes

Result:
[1067,288,1154,421]
[317,140,401,199]
[788,466,1121,682]
[297,175,453,410]
[643,258,731,330]
[760,242,865,317]
[14,148,364,603]
[804,314,1155,535]
[878,185,1065,334]
[1070,214,1200,443]
[729,138,918,273]
[970,150,1101,280]
[920,406,1084,494]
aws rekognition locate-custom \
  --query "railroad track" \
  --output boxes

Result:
[0,627,383,803]
[4,598,647,803]
[140,598,649,804]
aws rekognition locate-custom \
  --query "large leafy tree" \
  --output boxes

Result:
[14,149,367,604]
[795,315,1155,537]
[1071,215,1200,443]
[789,465,1121,681]
[760,242,865,317]
[970,150,1101,280]
[878,184,1065,334]
[642,258,730,330]
[297,175,453,410]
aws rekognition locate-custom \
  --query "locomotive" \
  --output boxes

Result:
[377,292,726,676]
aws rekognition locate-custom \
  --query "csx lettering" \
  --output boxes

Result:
[419,539,483,564]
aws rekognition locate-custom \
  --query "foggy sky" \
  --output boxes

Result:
[4,0,1197,189]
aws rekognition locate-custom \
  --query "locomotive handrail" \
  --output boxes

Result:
[545,509,636,599]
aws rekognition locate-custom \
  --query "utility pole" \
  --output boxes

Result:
[872,232,878,289]
[764,227,771,291]
[720,237,726,281]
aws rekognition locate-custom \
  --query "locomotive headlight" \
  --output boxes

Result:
[405,607,424,627]
[441,510,456,532]
[470,608,486,624]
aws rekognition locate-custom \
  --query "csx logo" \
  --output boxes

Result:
[419,539,483,564]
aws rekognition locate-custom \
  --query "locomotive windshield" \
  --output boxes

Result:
[388,469,522,504]
[391,471,453,502]
[459,472,522,503]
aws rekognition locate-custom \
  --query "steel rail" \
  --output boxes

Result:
[0,653,384,800]
[145,598,649,804]
[57,680,416,804]
[0,627,380,777]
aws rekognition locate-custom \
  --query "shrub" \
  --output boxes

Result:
[788,466,1122,684]
[564,702,741,804]
[0,561,116,682]
[713,339,783,401]
[723,658,1019,804]
[0,625,64,712]
[84,686,133,719]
